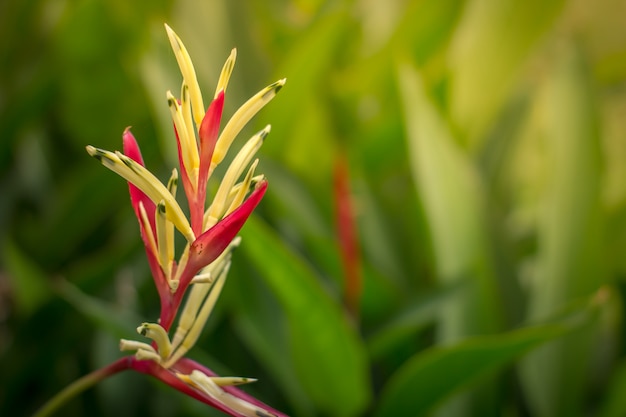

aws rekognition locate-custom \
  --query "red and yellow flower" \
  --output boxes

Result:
[85,24,285,417]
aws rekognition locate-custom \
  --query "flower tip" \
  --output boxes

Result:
[85,145,107,163]
[255,177,269,192]
[122,128,145,166]
[164,24,182,52]
[166,90,176,104]
[274,78,286,93]
[260,125,271,140]
[137,323,148,336]
[122,127,136,144]
[212,376,258,387]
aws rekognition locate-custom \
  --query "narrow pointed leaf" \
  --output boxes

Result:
[375,306,593,417]
[520,45,604,417]
[240,215,371,416]
[398,63,501,340]
[3,240,51,316]
[447,0,565,146]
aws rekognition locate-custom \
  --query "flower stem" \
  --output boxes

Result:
[33,357,131,417]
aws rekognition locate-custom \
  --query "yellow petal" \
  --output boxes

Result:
[86,146,195,242]
[215,48,237,99]
[164,24,205,126]
[167,91,199,186]
[212,79,285,167]
[206,126,268,223]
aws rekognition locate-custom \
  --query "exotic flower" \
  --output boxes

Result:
[77,24,285,417]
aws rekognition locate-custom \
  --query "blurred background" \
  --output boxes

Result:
[2,0,626,416]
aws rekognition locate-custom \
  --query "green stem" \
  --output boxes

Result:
[33,357,131,417]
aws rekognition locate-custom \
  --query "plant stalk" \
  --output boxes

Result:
[33,357,131,417]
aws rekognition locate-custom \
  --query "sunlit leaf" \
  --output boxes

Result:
[447,0,566,147]
[398,63,501,340]
[262,8,350,183]
[399,60,504,415]
[519,45,605,417]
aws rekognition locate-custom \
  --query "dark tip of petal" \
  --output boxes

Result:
[259,126,271,141]
[272,78,286,94]
[120,156,134,168]
[85,145,99,158]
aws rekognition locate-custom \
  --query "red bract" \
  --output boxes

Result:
[185,180,267,288]
[120,129,268,332]
[122,129,169,301]
[196,91,225,233]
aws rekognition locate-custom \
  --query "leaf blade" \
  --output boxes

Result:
[240,215,371,416]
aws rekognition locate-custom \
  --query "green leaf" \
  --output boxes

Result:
[2,239,51,316]
[54,278,139,340]
[234,313,315,417]
[447,0,566,147]
[367,281,467,359]
[262,7,350,181]
[601,358,626,417]
[398,63,501,340]
[374,313,589,417]
[519,44,605,417]
[399,61,505,415]
[389,0,463,64]
[240,215,371,416]
[232,262,315,416]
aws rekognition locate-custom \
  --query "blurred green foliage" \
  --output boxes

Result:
[2,0,626,416]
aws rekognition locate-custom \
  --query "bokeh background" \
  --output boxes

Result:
[2,0,626,416]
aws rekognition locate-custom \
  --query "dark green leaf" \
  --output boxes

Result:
[375,318,587,417]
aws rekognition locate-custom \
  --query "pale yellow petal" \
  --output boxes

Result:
[86,146,194,242]
[164,24,205,126]
[212,79,285,167]
[206,126,268,224]
[215,48,237,98]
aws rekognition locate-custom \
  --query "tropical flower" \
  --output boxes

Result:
[82,24,286,417]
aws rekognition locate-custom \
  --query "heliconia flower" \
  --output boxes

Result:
[83,23,286,417]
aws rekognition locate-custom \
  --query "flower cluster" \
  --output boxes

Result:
[86,24,285,417]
